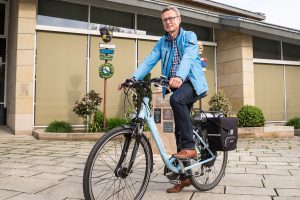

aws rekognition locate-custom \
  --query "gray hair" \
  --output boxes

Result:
[161,5,181,17]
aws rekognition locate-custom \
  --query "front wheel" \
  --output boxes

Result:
[83,126,152,200]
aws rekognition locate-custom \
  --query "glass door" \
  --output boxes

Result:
[0,0,8,124]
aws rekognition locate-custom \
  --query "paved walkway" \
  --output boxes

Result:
[0,130,300,200]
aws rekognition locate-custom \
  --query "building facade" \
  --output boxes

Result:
[1,0,300,134]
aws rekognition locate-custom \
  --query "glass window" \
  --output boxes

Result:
[253,37,281,60]
[0,38,6,62]
[283,43,300,61]
[137,15,164,36]
[0,3,5,35]
[0,62,4,102]
[37,0,88,29]
[90,7,134,33]
[35,31,87,125]
[181,22,212,41]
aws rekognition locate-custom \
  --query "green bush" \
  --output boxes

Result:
[45,121,73,133]
[73,90,102,131]
[89,111,105,132]
[237,105,265,127]
[208,90,232,116]
[286,117,300,129]
[104,117,130,132]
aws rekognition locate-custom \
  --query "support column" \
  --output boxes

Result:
[7,0,36,134]
[215,30,255,113]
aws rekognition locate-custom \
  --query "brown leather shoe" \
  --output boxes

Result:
[173,149,197,159]
[166,178,192,193]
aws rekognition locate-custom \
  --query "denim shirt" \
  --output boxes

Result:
[132,27,208,96]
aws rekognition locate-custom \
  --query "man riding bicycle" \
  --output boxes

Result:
[120,5,208,193]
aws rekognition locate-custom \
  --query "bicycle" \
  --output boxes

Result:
[83,76,228,200]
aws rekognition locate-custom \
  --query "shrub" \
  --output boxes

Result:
[45,121,73,133]
[104,117,130,132]
[237,105,265,127]
[208,90,232,116]
[286,117,300,129]
[89,111,105,132]
[73,90,102,131]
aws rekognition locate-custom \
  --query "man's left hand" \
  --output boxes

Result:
[169,77,183,89]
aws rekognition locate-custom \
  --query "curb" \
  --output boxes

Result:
[32,130,104,141]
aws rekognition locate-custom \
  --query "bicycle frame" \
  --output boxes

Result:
[138,97,216,174]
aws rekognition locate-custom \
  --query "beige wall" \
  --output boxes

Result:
[89,36,136,118]
[35,31,87,125]
[7,0,36,134]
[215,30,255,113]
[254,64,285,121]
[285,65,300,119]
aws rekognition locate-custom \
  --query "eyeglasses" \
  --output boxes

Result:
[162,16,178,24]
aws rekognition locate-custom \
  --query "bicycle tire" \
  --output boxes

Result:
[83,126,152,200]
[189,150,228,191]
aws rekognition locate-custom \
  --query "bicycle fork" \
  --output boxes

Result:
[114,125,143,178]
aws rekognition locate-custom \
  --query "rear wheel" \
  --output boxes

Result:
[190,129,228,191]
[83,127,152,200]
[189,151,227,191]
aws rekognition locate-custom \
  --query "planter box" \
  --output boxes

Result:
[295,129,300,136]
[32,130,104,141]
[238,126,294,138]
[33,126,294,155]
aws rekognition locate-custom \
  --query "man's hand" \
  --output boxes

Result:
[118,78,136,90]
[169,77,183,89]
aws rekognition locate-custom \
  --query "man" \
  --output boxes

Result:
[121,6,208,193]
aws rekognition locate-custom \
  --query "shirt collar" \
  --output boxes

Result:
[165,27,181,42]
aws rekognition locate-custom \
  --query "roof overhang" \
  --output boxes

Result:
[220,15,300,45]
[81,0,300,45]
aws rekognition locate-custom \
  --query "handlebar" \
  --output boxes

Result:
[121,76,169,89]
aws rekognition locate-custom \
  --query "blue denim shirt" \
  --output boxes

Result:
[132,27,208,96]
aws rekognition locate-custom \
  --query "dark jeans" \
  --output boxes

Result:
[170,81,205,151]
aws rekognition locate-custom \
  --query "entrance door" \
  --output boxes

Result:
[0,0,8,124]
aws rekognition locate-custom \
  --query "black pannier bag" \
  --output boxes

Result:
[207,117,238,151]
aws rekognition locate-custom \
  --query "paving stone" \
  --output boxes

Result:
[226,167,246,174]
[31,173,69,181]
[276,189,300,197]
[0,169,41,177]
[237,164,266,169]
[263,179,300,189]
[56,162,85,169]
[0,190,20,200]
[220,177,263,187]
[266,165,298,169]
[37,182,84,199]
[289,169,300,176]
[0,163,34,169]
[7,193,62,200]
[258,157,299,162]
[247,168,290,175]
[0,176,59,193]
[63,169,84,177]
[273,197,300,200]
[225,186,276,196]
[61,176,83,184]
[257,161,290,166]
[240,156,257,162]
[192,193,272,200]
[30,165,74,174]
[29,160,62,166]
[143,189,193,200]
[225,173,263,179]
[264,175,300,181]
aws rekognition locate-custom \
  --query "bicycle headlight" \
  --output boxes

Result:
[130,111,137,120]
